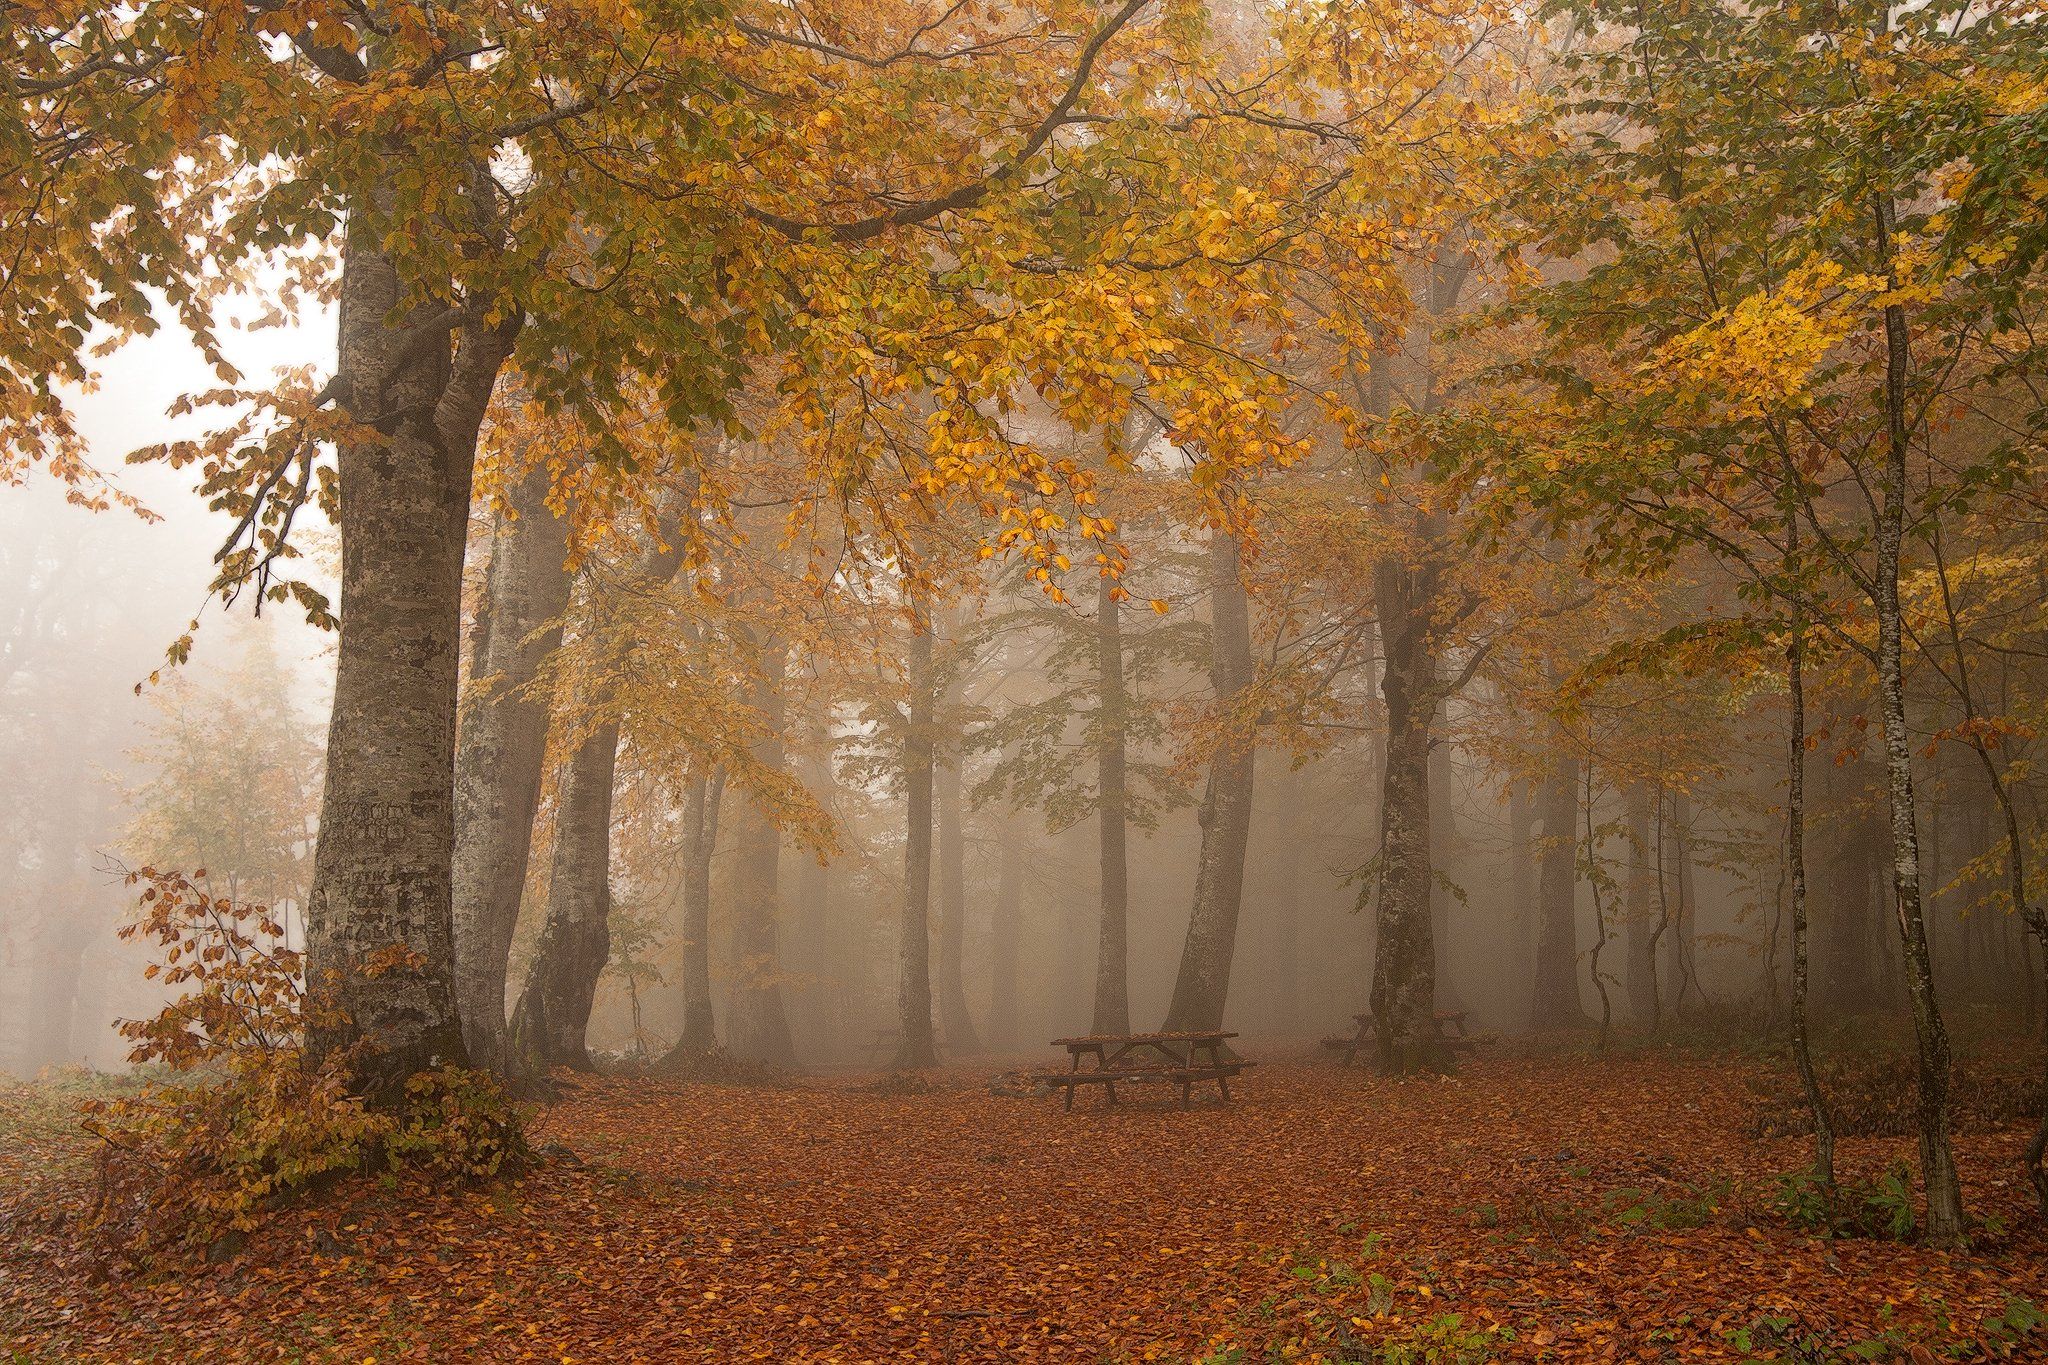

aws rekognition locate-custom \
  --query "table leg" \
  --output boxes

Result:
[1198,1042,1232,1104]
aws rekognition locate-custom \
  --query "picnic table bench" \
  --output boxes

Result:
[1039,1031,1249,1110]
[1320,1010,1475,1066]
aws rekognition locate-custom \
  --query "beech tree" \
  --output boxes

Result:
[1160,526,1256,1032]
[1492,0,2048,1243]
[896,611,939,1068]
[24,0,1433,1101]
[451,450,572,1069]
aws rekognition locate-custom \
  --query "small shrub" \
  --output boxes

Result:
[1982,1296,2048,1358]
[1719,1311,1837,1363]
[1717,1297,2046,1363]
[80,868,524,1258]
[1768,1163,1916,1241]
[1373,1313,1512,1364]
[1214,1250,1510,1364]
[1603,1178,1727,1231]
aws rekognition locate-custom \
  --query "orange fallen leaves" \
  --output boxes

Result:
[1,1054,2044,1361]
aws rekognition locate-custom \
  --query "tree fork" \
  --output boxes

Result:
[304,226,520,1104]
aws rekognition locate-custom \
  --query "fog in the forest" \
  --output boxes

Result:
[11,0,2048,1351]
[5,378,2032,1075]
[0,310,334,1073]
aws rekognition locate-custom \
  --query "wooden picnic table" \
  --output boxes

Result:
[1039,1030,1248,1110]
[1320,1010,1473,1066]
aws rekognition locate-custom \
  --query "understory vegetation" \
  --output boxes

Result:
[75,869,523,1261]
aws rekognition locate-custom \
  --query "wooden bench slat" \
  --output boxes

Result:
[1050,1031,1237,1047]
[1037,1029,1251,1111]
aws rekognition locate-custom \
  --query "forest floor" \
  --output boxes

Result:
[1,1047,2045,1363]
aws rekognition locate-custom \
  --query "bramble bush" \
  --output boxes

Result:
[81,868,524,1257]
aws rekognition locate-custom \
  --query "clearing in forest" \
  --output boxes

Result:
[2,1051,2043,1362]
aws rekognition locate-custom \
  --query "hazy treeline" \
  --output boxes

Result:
[4,481,2035,1075]
[7,0,2048,1253]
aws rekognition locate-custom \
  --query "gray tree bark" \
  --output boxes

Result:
[508,717,620,1072]
[504,525,687,1075]
[451,458,572,1071]
[1871,193,1964,1243]
[895,620,940,1067]
[668,766,725,1057]
[1359,256,1469,1067]
[1161,532,1255,1033]
[304,224,520,1101]
[1368,604,1438,1071]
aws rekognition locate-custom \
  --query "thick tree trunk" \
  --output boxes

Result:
[304,229,519,1100]
[1093,575,1131,1035]
[1427,739,1465,1013]
[1871,197,1965,1244]
[1162,532,1256,1033]
[504,527,687,1074]
[1369,631,1437,1072]
[935,743,982,1053]
[451,458,572,1071]
[1529,719,1588,1031]
[727,639,797,1067]
[670,767,725,1056]
[895,621,940,1068]
[508,719,619,1072]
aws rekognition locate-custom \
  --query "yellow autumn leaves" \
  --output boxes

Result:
[1648,261,1894,418]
